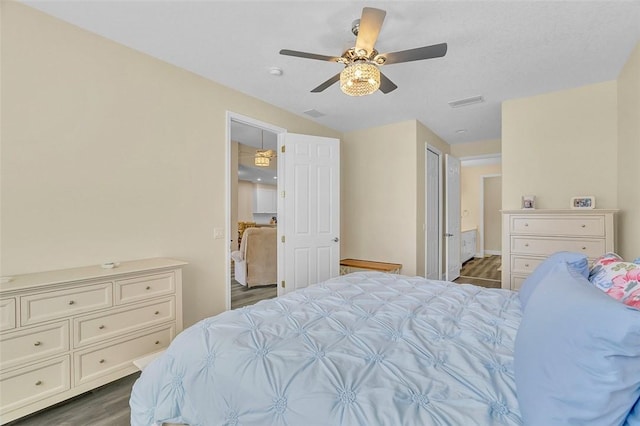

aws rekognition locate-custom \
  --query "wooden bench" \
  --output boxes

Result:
[340,258,402,275]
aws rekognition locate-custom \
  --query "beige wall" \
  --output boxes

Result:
[1,2,340,326]
[341,120,449,278]
[451,139,501,158]
[502,81,618,210]
[342,121,417,274]
[617,42,640,260]
[483,176,502,253]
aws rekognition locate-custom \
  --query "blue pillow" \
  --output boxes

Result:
[518,251,588,309]
[514,262,640,425]
[627,399,640,425]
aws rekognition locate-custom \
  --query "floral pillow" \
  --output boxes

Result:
[589,253,640,308]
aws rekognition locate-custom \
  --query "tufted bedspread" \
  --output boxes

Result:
[130,272,523,425]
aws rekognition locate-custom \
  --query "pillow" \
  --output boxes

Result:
[627,399,640,424]
[589,253,640,308]
[515,262,640,426]
[589,252,624,288]
[518,251,588,310]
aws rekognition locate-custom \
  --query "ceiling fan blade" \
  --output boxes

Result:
[355,7,386,54]
[381,43,448,65]
[379,72,398,94]
[311,73,341,93]
[279,49,341,62]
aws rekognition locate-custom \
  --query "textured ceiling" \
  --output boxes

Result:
[22,1,640,145]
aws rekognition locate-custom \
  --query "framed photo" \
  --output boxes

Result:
[521,195,536,209]
[571,196,595,209]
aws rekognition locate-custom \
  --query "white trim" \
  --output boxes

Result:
[225,112,286,311]
[479,173,502,259]
[460,153,502,167]
[424,143,443,281]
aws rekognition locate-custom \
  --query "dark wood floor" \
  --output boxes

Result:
[230,279,277,309]
[454,255,502,288]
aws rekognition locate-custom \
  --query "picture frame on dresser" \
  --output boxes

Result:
[571,196,595,209]
[521,195,536,209]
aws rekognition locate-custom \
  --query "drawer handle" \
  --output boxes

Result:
[154,311,160,315]
[34,341,42,346]
[524,223,529,227]
[524,243,529,247]
[99,325,105,330]
[99,359,105,364]
[68,300,75,305]
[581,224,586,228]
[525,264,530,268]
[146,286,151,290]
[582,246,587,250]
[35,380,43,386]
[155,340,160,345]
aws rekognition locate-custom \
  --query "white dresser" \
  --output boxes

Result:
[501,210,616,290]
[0,258,186,424]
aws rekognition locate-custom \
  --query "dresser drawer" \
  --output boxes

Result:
[21,283,113,326]
[1,298,16,331]
[74,325,174,385]
[74,298,175,348]
[0,356,70,413]
[0,321,69,370]
[511,275,527,291]
[510,215,605,237]
[115,272,175,305]
[511,256,544,275]
[511,236,605,258]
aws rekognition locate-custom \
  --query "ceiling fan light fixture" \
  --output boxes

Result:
[254,130,271,167]
[254,151,270,167]
[340,62,380,96]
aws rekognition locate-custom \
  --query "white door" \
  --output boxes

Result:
[425,147,441,280]
[445,154,461,281]
[279,133,340,294]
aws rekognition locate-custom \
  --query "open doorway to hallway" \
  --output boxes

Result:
[228,118,280,309]
[457,156,502,288]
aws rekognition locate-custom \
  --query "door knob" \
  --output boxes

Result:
[333,237,340,242]
[445,233,454,237]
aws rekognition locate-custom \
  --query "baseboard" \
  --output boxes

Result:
[483,250,502,256]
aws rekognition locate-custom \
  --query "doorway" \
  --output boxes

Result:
[226,114,341,310]
[226,113,285,310]
[457,156,502,287]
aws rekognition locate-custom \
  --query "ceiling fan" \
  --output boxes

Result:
[280,7,447,96]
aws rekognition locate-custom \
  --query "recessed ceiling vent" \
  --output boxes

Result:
[304,109,325,118]
[448,95,485,108]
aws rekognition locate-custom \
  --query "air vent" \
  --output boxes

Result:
[448,96,485,108]
[303,109,325,118]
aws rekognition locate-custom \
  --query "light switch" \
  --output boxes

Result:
[214,228,224,239]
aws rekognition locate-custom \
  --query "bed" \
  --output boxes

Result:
[130,271,523,425]
[130,255,640,425]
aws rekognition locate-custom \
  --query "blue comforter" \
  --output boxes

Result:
[130,272,523,425]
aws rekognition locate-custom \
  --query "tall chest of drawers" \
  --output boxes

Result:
[501,210,617,291]
[0,258,186,424]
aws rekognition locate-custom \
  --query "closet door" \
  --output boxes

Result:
[445,154,461,281]
[425,148,441,280]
